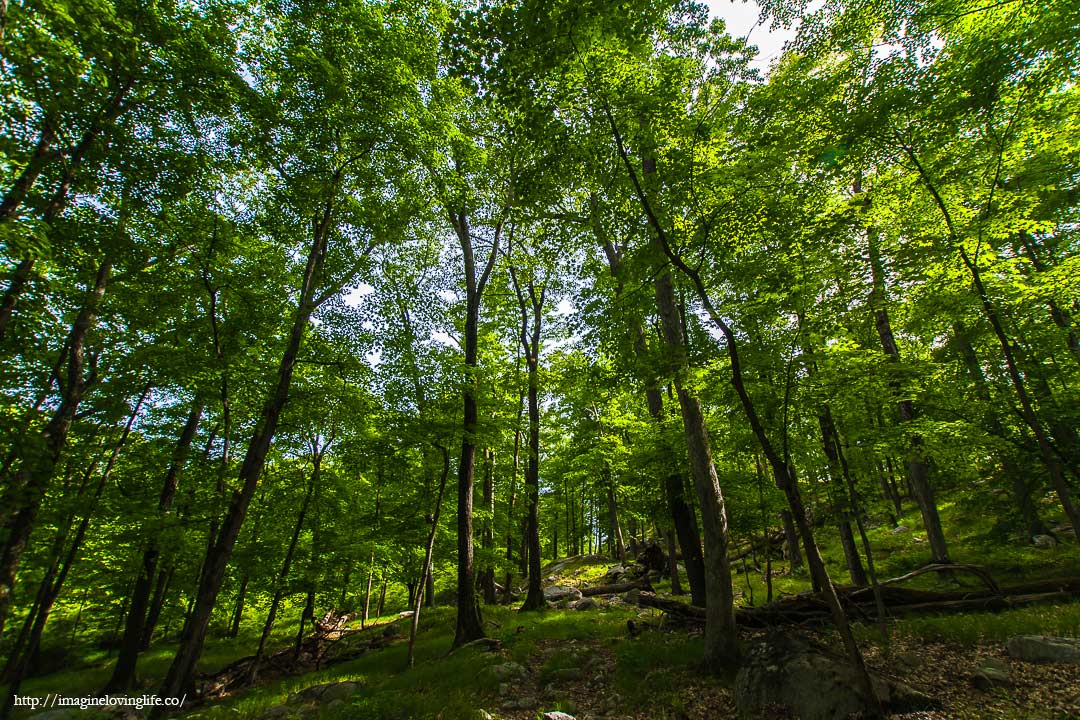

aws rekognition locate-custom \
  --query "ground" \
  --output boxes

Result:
[8,497,1080,720]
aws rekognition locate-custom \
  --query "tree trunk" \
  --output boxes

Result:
[1,382,147,720]
[510,266,546,612]
[902,151,1080,541]
[479,449,496,604]
[157,195,334,703]
[0,258,110,642]
[409,446,450,667]
[449,209,501,648]
[106,395,205,692]
[248,464,317,683]
[867,224,950,563]
[605,468,627,563]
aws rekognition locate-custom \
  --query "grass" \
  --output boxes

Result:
[8,487,1080,720]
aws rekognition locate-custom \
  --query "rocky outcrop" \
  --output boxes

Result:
[1006,635,1080,663]
[735,632,935,720]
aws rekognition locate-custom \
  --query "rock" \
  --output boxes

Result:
[972,658,1012,690]
[261,705,302,719]
[621,588,640,605]
[735,632,936,720]
[543,585,582,602]
[1006,635,1080,663]
[484,661,528,682]
[606,564,626,578]
[543,713,577,720]
[574,597,599,611]
[891,525,909,534]
[544,666,584,684]
[287,680,360,704]
[501,695,538,711]
[1032,534,1057,548]
[893,651,922,676]
[476,711,494,720]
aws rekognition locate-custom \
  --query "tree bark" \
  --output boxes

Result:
[409,446,450,667]
[593,203,706,605]
[448,208,501,647]
[510,265,546,612]
[105,395,205,692]
[866,223,950,563]
[0,257,110,642]
[248,460,318,683]
[157,193,335,703]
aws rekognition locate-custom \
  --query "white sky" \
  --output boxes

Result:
[707,0,797,72]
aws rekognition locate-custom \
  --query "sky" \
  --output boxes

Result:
[706,0,798,72]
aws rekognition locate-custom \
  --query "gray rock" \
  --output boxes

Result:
[1032,534,1057,549]
[621,588,640,604]
[1006,635,1080,663]
[891,525,909,534]
[287,680,360,704]
[484,661,528,682]
[543,713,577,720]
[501,695,538,711]
[972,659,1011,690]
[543,585,582,602]
[574,597,599,611]
[606,565,626,578]
[544,666,584,684]
[735,633,935,720]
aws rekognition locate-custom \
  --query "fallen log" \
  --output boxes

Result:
[581,578,652,597]
[635,577,1080,628]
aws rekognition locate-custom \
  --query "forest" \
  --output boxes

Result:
[0,0,1078,718]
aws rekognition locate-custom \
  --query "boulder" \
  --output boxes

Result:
[543,713,577,720]
[891,525,909,534]
[483,661,528,682]
[544,667,584,684]
[605,564,627,579]
[501,695,538,711]
[543,585,582,603]
[574,597,599,611]
[1006,635,1080,663]
[972,658,1012,690]
[621,588,641,605]
[1032,534,1057,549]
[735,632,935,720]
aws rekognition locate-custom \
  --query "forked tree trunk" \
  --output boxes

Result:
[510,266,546,612]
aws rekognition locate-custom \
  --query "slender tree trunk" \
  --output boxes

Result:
[605,467,627,563]
[510,267,546,612]
[409,446,450,667]
[106,396,205,692]
[249,464,317,683]
[157,195,335,703]
[952,322,1049,537]
[902,149,1080,541]
[449,209,501,648]
[0,258,110,642]
[866,224,950,563]
[142,566,174,648]
[2,382,147,720]
[593,211,705,605]
[504,397,523,603]
[0,81,132,339]
[479,449,496,604]
[664,527,683,595]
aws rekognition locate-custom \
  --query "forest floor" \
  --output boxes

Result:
[10,497,1080,720]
